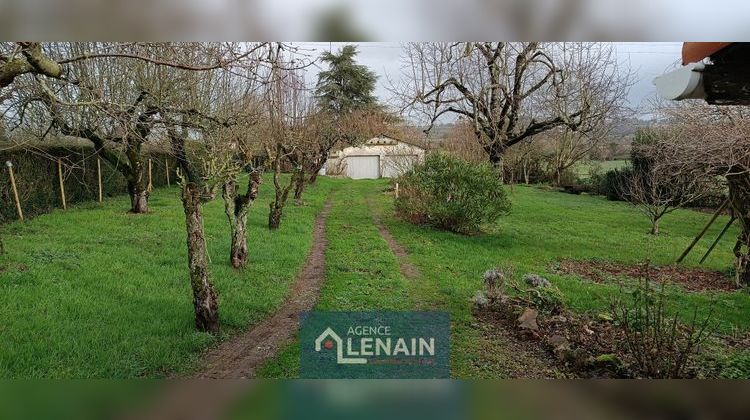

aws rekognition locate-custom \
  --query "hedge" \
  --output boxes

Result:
[1,146,175,223]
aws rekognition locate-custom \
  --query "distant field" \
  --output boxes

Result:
[576,159,629,178]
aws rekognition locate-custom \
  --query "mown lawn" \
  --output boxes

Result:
[2,176,748,378]
[260,180,750,378]
[257,180,416,378]
[0,174,337,378]
[373,183,750,377]
[575,159,628,178]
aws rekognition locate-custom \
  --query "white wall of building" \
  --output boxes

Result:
[325,137,425,179]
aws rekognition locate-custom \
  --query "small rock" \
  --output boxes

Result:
[523,273,551,288]
[548,334,569,348]
[549,315,568,323]
[517,308,539,331]
[471,291,489,307]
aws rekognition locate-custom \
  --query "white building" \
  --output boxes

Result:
[323,135,426,179]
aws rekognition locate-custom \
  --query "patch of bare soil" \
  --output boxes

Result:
[554,259,738,293]
[472,310,570,378]
[474,304,633,378]
[195,200,332,379]
[371,212,422,279]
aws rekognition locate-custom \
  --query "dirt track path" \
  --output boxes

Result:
[196,200,332,378]
[370,204,422,280]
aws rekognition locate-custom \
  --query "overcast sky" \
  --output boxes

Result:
[295,42,683,119]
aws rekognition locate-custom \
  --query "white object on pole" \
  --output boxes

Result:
[5,161,12,168]
[653,62,706,101]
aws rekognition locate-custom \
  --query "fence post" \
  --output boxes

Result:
[395,182,399,199]
[97,157,103,202]
[148,158,153,192]
[165,160,170,187]
[6,161,23,221]
[57,158,67,210]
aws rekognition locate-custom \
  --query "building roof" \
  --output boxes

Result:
[366,134,426,150]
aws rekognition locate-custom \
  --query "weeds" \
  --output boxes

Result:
[610,266,715,378]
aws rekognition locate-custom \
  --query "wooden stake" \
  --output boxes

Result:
[677,198,729,263]
[57,158,66,210]
[395,182,399,198]
[6,161,23,221]
[700,216,736,264]
[147,158,153,192]
[97,158,103,202]
[165,160,170,187]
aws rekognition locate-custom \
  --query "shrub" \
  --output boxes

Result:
[395,152,510,234]
[610,273,714,378]
[596,167,632,201]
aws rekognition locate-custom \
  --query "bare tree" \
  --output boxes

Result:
[394,42,628,179]
[623,128,716,235]
[5,42,265,214]
[655,103,750,286]
[505,137,544,184]
[262,46,309,230]
[217,86,267,268]
[440,119,488,164]
[0,42,63,89]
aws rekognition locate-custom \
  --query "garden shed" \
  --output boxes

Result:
[324,135,425,179]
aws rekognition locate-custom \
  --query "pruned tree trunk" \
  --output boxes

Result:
[268,203,283,230]
[728,173,750,286]
[229,216,248,268]
[267,145,294,231]
[128,181,149,213]
[308,152,329,184]
[182,182,219,334]
[222,172,261,269]
[293,169,306,202]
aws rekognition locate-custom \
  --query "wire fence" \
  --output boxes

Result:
[1,146,175,223]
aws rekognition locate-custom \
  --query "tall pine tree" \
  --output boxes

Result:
[315,45,378,114]
[307,45,383,183]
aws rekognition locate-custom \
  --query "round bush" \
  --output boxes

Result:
[395,152,510,234]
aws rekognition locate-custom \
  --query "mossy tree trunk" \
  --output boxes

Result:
[182,182,219,333]
[267,144,295,230]
[222,171,261,268]
[170,125,220,333]
[293,168,306,202]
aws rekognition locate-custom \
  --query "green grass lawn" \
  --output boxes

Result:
[260,180,750,378]
[0,175,337,378]
[575,159,628,178]
[256,180,416,378]
[2,176,748,378]
[374,183,749,377]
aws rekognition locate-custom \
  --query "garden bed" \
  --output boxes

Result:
[553,259,738,292]
[473,303,632,378]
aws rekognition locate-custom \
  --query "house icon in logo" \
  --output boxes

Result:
[315,327,367,364]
